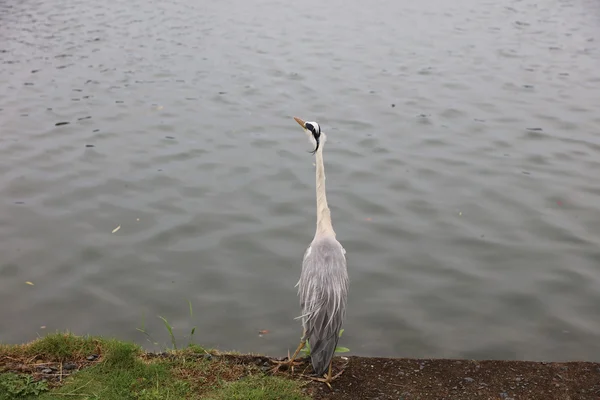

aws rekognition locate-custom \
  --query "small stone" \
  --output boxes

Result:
[86,354,98,361]
[85,144,95,147]
[203,354,212,361]
[464,377,474,383]
[63,363,77,370]
[391,104,395,107]
[41,368,52,374]
[55,122,70,126]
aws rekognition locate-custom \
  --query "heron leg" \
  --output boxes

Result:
[289,338,306,364]
[270,332,307,374]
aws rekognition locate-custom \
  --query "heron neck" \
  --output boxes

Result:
[315,146,335,238]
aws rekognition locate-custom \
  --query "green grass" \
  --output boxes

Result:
[1,332,102,362]
[203,375,309,400]
[35,342,188,400]
[136,299,197,351]
[0,373,48,399]
[0,333,310,400]
[0,300,332,399]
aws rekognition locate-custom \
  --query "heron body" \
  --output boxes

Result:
[285,116,349,383]
[298,234,348,376]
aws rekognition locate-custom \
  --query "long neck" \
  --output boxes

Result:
[314,145,335,238]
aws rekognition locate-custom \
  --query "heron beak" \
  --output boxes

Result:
[293,116,306,129]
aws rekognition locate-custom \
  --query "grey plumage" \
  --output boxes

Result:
[296,235,349,376]
[285,116,349,381]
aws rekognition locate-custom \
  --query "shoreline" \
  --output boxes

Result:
[1,333,599,399]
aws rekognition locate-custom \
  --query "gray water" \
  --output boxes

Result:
[2,0,600,362]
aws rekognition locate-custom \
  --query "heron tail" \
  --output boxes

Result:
[309,327,340,376]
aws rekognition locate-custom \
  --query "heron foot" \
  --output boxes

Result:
[270,340,307,375]
[270,358,304,373]
[270,349,305,374]
[300,368,345,390]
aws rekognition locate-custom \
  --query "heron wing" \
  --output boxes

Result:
[306,296,342,376]
[297,236,348,376]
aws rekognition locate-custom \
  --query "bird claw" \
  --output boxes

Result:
[270,359,304,374]
[270,340,308,375]
[300,368,345,390]
[305,375,333,390]
[269,351,304,374]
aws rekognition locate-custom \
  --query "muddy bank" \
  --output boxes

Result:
[213,351,600,399]
[2,335,599,399]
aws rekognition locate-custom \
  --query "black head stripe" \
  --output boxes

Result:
[305,121,321,154]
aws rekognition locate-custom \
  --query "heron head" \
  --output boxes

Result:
[294,116,324,154]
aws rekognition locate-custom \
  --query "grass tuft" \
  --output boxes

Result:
[101,340,141,369]
[137,299,198,352]
[1,333,310,400]
[22,332,101,362]
[35,342,189,399]
[204,374,309,400]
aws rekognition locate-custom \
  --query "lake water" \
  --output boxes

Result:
[1,0,600,362]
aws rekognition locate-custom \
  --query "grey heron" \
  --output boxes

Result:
[272,116,349,387]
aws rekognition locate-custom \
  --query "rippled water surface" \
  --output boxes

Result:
[2,0,600,361]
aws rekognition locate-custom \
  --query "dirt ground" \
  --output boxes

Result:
[265,355,600,400]
[3,348,600,399]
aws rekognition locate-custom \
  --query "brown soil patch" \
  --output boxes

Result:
[225,353,600,399]
[0,353,101,387]
[297,356,600,400]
